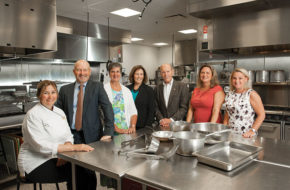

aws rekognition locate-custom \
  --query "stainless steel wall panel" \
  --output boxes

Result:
[54,34,87,61]
[0,59,75,85]
[87,38,108,62]
[197,7,290,52]
[57,16,131,44]
[0,0,57,55]
[175,40,197,66]
[264,86,288,107]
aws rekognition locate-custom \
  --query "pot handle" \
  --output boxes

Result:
[205,129,232,137]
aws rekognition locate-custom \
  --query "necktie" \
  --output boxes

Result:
[75,84,84,131]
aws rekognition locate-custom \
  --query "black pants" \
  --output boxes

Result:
[25,158,72,190]
[72,130,97,190]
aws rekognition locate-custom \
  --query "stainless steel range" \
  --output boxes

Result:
[259,106,290,140]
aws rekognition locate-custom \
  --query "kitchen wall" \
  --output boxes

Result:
[122,44,162,79]
[0,59,75,86]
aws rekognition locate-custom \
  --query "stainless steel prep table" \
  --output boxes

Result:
[58,130,290,190]
[58,128,150,190]
[125,134,290,190]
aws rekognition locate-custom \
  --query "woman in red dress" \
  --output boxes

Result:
[186,65,225,123]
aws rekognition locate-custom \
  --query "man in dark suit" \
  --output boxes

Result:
[155,64,189,129]
[56,59,114,190]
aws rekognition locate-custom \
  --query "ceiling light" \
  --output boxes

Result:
[178,29,197,34]
[131,37,144,41]
[111,8,140,17]
[153,42,168,46]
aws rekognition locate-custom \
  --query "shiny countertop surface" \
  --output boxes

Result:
[59,129,290,190]
[58,128,150,178]
[125,134,290,190]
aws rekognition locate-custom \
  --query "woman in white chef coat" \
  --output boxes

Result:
[18,80,94,190]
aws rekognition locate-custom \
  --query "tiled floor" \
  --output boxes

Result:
[1,172,115,190]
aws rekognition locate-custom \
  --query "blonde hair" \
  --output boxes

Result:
[229,68,252,91]
[196,64,219,88]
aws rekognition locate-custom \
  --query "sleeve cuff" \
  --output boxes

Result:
[52,144,59,157]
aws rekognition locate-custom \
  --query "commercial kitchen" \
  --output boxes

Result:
[1,0,290,190]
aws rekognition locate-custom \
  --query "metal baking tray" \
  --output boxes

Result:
[193,141,263,171]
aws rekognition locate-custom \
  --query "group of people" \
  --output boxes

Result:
[186,65,265,138]
[17,59,265,190]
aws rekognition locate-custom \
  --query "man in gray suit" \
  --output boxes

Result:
[155,64,189,129]
[56,59,114,190]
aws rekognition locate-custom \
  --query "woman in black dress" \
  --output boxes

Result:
[127,65,155,129]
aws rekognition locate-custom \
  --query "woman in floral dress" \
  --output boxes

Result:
[104,62,137,134]
[223,68,265,138]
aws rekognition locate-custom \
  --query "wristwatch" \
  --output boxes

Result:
[250,128,258,135]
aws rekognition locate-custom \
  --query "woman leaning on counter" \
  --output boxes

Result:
[186,64,225,123]
[104,62,138,134]
[18,80,93,190]
[127,65,155,129]
[223,68,265,138]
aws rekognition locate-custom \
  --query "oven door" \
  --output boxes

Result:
[258,122,281,140]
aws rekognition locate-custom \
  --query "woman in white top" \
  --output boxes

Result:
[104,62,137,134]
[18,80,93,189]
[223,68,265,138]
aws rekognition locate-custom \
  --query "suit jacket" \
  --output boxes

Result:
[154,80,189,121]
[55,80,114,144]
[127,83,155,129]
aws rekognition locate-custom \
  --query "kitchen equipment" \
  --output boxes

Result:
[172,130,231,156]
[270,70,285,83]
[120,136,160,154]
[219,70,231,82]
[248,70,256,83]
[121,134,145,148]
[192,141,263,171]
[170,121,190,132]
[189,122,231,141]
[152,131,174,141]
[125,145,179,160]
[256,70,269,83]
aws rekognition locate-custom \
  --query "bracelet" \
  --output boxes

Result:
[250,128,258,135]
[130,125,136,128]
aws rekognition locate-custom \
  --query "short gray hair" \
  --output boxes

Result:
[108,62,122,72]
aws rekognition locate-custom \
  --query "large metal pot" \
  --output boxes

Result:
[248,70,256,83]
[172,129,231,156]
[170,121,190,132]
[173,131,205,156]
[256,70,269,83]
[188,122,231,141]
[270,70,285,83]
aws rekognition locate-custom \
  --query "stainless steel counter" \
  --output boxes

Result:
[125,134,290,190]
[58,128,150,190]
[58,130,290,190]
[125,156,290,190]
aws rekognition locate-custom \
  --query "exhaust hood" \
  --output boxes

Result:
[195,6,290,55]
[0,0,57,57]
[189,0,290,19]
[27,16,131,62]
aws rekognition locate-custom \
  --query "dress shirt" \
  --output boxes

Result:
[72,82,87,129]
[18,103,74,176]
[163,79,174,108]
